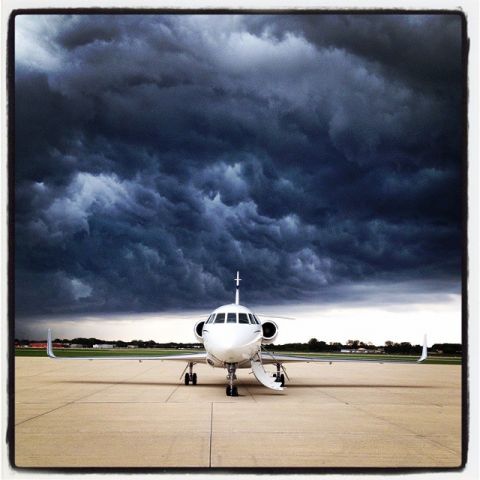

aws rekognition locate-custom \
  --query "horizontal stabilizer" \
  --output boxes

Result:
[251,356,284,391]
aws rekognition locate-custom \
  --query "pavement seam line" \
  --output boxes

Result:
[16,364,159,426]
[209,402,214,468]
[14,365,69,379]
[320,387,459,457]
[15,403,73,427]
[72,363,160,402]
[243,385,257,402]
[352,402,461,457]
[165,384,181,403]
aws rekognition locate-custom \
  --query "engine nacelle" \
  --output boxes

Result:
[261,321,278,344]
[194,321,205,342]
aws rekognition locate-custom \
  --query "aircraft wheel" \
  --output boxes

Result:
[226,386,232,396]
[192,373,197,385]
[280,374,285,387]
[184,373,190,385]
[232,386,238,396]
[274,374,281,382]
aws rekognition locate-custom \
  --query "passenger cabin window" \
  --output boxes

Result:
[238,313,249,324]
[214,313,225,323]
[227,312,237,323]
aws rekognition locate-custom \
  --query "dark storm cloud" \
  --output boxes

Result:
[246,14,462,91]
[14,13,463,316]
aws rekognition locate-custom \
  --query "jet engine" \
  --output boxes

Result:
[194,321,205,342]
[261,321,278,344]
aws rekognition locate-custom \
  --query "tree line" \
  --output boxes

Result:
[264,338,461,355]
[15,337,462,355]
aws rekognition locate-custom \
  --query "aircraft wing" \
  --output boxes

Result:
[46,330,207,362]
[261,336,428,365]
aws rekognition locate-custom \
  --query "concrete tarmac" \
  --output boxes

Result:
[14,357,462,468]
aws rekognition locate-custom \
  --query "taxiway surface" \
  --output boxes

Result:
[14,357,462,468]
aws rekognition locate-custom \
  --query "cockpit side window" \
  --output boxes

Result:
[253,315,261,324]
[226,312,237,323]
[238,313,249,324]
[206,314,214,324]
[214,313,225,323]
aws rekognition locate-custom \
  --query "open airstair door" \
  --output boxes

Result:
[251,356,284,391]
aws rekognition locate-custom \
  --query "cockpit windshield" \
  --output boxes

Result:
[210,312,257,324]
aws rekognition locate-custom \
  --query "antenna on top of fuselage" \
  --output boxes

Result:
[235,271,241,305]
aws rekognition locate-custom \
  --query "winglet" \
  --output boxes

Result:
[47,329,56,358]
[417,334,428,362]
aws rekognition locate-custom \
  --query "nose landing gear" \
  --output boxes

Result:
[226,363,238,396]
[182,362,198,385]
[226,385,238,396]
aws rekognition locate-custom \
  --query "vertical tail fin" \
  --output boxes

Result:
[235,271,241,305]
[417,334,428,362]
[47,329,56,358]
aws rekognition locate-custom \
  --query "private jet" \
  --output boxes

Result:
[47,272,428,396]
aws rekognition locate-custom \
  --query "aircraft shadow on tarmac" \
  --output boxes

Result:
[60,380,437,389]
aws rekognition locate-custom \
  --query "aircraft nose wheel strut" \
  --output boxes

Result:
[183,362,197,385]
[226,363,238,396]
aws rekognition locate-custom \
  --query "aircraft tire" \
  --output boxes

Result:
[280,374,285,387]
[184,373,190,385]
[192,373,197,385]
[232,386,238,396]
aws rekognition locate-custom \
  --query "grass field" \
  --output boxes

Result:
[14,348,202,357]
[14,348,461,364]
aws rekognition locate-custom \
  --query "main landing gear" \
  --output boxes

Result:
[274,363,285,387]
[183,362,198,385]
[226,363,238,396]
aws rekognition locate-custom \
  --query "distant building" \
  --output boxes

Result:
[93,344,114,349]
[70,344,86,348]
[341,348,379,354]
[29,342,64,348]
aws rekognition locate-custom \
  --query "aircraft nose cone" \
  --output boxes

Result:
[205,325,260,363]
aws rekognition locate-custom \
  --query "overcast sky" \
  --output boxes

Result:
[14,13,464,343]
